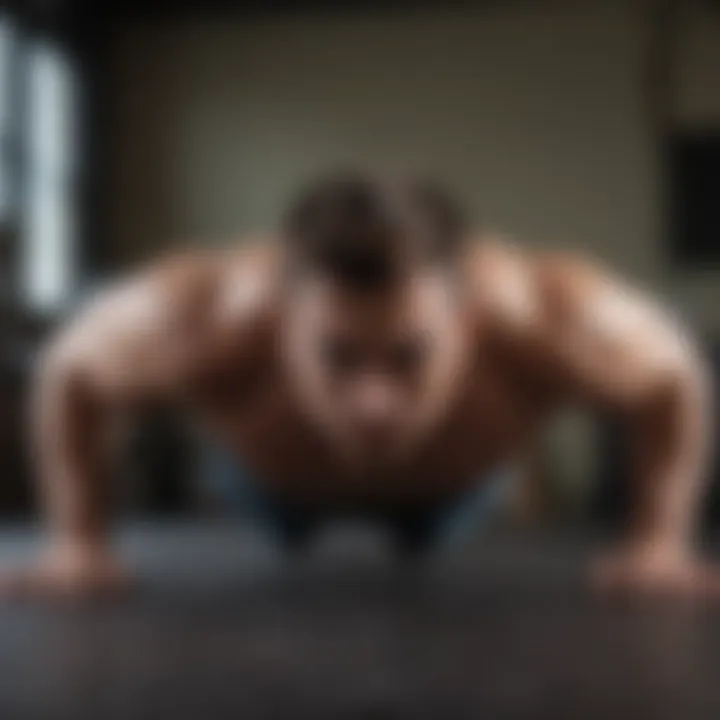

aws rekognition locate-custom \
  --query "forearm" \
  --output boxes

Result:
[628,359,712,554]
[32,358,113,548]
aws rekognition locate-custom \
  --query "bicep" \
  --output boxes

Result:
[537,264,699,410]
[39,270,211,406]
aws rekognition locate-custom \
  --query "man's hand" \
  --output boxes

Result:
[591,542,720,599]
[0,543,130,601]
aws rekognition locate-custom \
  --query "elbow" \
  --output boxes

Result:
[652,324,711,416]
[30,326,94,422]
[648,349,713,462]
[673,348,712,417]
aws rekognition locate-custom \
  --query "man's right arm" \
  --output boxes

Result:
[3,258,222,599]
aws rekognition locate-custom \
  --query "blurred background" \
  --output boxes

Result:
[1,0,719,535]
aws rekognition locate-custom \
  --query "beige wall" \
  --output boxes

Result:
[112,3,720,322]
[110,3,660,281]
[668,3,720,333]
[676,4,720,124]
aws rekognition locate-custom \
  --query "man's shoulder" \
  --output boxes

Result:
[206,239,283,324]
[133,237,283,327]
[464,234,539,330]
[464,234,613,332]
[68,239,281,354]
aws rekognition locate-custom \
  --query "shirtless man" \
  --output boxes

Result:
[4,170,716,599]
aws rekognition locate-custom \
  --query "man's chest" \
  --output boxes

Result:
[190,360,549,502]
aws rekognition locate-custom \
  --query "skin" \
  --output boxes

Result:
[2,235,716,600]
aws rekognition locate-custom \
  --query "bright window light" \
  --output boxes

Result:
[22,39,78,313]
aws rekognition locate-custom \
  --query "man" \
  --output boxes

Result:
[3,170,716,599]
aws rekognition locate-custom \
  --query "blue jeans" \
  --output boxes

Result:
[200,441,516,555]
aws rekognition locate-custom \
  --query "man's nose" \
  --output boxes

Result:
[351,374,401,422]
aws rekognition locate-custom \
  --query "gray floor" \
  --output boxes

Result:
[0,522,719,720]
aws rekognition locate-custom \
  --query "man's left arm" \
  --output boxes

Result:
[534,257,716,597]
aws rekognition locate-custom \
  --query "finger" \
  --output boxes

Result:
[589,558,641,595]
[588,556,625,590]
[641,566,720,601]
[688,566,720,599]
[0,566,49,600]
[50,567,131,603]
[0,564,131,603]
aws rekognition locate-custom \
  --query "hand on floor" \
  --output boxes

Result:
[0,542,131,602]
[591,542,720,599]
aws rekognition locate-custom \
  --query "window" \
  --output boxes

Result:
[21,39,79,313]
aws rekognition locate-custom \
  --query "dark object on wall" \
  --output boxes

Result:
[666,131,720,267]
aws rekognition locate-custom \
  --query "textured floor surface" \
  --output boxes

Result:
[0,522,719,720]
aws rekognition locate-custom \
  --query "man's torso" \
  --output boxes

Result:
[174,240,563,504]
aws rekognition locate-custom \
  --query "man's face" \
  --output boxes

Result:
[282,270,470,469]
